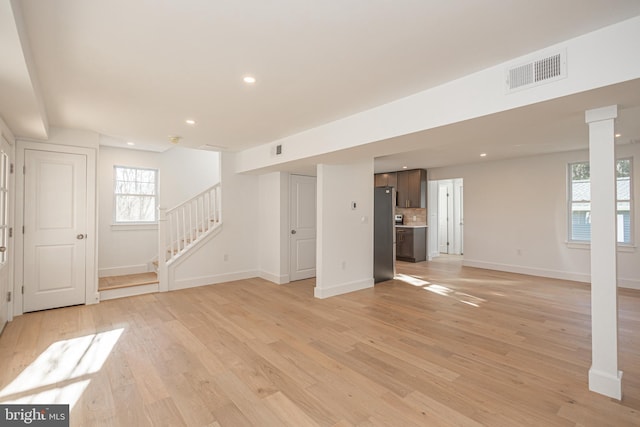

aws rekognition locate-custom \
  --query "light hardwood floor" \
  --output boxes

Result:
[1,257,639,426]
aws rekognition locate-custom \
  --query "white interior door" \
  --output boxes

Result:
[289,174,316,281]
[0,136,12,332]
[23,149,87,312]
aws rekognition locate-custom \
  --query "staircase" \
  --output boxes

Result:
[98,272,159,301]
[157,183,222,291]
[97,183,222,301]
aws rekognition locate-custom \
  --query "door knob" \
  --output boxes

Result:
[76,234,86,240]
[0,246,6,252]
[291,230,297,235]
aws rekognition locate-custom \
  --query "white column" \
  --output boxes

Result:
[585,105,621,400]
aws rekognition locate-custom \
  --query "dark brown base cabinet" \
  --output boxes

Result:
[396,227,427,262]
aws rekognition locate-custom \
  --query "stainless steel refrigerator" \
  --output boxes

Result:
[374,186,396,283]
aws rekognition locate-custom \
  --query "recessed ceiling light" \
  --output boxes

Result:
[480,153,487,157]
[243,76,256,84]
[402,166,408,169]
[185,119,196,125]
[126,141,135,146]
[615,133,622,138]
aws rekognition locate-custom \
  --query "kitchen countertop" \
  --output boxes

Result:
[395,225,428,228]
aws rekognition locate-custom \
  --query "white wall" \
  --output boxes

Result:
[98,145,220,277]
[316,160,374,298]
[258,172,290,284]
[160,147,221,208]
[171,152,259,288]
[429,144,640,289]
[98,146,161,276]
[43,126,100,149]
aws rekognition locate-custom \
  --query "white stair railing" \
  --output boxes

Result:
[158,183,222,291]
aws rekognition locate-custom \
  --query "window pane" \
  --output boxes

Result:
[617,211,631,244]
[114,166,158,222]
[138,196,156,221]
[571,162,590,180]
[571,202,591,241]
[137,169,155,183]
[572,180,590,202]
[616,159,631,178]
[116,195,140,222]
[569,159,633,244]
[115,181,137,194]
[137,182,156,195]
[617,177,630,200]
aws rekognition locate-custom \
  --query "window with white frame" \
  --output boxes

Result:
[568,158,632,244]
[114,166,158,223]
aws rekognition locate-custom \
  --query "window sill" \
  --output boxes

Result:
[565,241,636,252]
[110,223,158,231]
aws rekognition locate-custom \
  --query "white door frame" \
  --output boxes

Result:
[289,174,317,281]
[14,141,98,316]
[0,134,14,326]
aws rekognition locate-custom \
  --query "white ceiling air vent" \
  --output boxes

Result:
[506,49,567,92]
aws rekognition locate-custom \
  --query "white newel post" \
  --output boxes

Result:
[158,206,169,292]
[585,105,622,399]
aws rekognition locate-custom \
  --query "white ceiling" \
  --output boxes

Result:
[2,0,640,168]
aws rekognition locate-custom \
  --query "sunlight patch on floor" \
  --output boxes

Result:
[395,274,487,308]
[0,328,123,409]
[395,274,431,287]
[424,284,487,307]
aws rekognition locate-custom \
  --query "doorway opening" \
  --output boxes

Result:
[433,178,463,257]
[289,174,317,282]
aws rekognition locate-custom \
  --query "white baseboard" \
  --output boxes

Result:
[99,283,159,301]
[99,264,149,278]
[314,278,374,299]
[259,271,290,285]
[618,277,640,290]
[172,270,259,291]
[589,368,622,400]
[462,259,591,283]
[461,259,640,290]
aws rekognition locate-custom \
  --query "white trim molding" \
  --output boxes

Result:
[314,278,374,299]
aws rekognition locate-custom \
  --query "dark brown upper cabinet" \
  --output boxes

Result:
[396,169,427,208]
[374,172,397,188]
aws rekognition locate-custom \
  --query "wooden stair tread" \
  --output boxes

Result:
[99,272,158,291]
